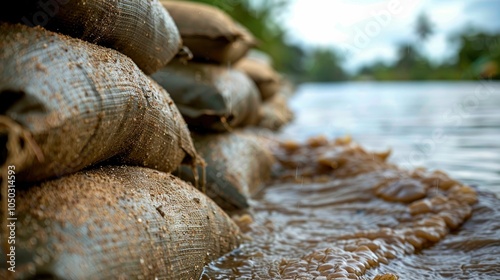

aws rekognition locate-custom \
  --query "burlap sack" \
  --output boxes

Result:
[258,92,294,131]
[235,57,282,100]
[0,166,241,279]
[152,61,261,132]
[175,132,275,211]
[162,1,256,64]
[0,23,197,183]
[0,0,181,74]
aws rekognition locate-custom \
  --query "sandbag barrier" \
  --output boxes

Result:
[0,23,198,183]
[0,2,294,279]
[158,1,293,133]
[0,166,241,279]
[0,0,181,74]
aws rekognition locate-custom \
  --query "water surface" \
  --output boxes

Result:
[282,82,500,196]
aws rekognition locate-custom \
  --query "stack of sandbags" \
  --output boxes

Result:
[0,23,196,182]
[156,1,293,133]
[0,1,242,278]
[0,0,182,74]
[154,1,261,133]
[150,1,279,213]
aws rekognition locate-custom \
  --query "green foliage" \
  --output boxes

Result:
[355,13,500,81]
[306,48,346,82]
[454,32,500,79]
[355,29,500,81]
[357,13,500,81]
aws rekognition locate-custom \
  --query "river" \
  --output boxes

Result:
[282,81,500,197]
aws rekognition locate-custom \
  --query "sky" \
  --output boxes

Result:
[282,0,500,73]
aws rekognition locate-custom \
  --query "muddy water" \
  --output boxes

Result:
[202,82,500,279]
[202,138,498,279]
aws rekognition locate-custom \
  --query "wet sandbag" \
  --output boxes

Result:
[0,23,197,183]
[162,1,256,64]
[175,132,275,211]
[0,0,181,74]
[152,61,261,132]
[235,57,282,100]
[0,166,241,279]
[258,92,294,131]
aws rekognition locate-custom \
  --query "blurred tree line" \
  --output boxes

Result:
[357,14,500,81]
[185,0,499,82]
[357,34,500,81]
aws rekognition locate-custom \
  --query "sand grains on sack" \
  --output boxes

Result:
[0,166,241,280]
[0,0,182,74]
[0,23,197,183]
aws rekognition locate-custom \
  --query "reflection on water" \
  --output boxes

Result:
[282,82,500,197]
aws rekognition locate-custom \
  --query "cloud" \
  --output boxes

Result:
[283,0,498,72]
[463,0,500,31]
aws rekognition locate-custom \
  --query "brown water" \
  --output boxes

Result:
[202,82,500,279]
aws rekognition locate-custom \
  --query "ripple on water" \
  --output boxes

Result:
[203,137,500,279]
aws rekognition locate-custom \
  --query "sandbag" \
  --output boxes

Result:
[235,57,282,100]
[162,1,256,64]
[175,132,275,211]
[152,61,261,132]
[0,23,197,183]
[0,166,241,279]
[258,92,294,131]
[0,0,181,74]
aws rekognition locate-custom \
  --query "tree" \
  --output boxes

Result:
[306,48,346,82]
[415,13,434,42]
[454,32,500,79]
